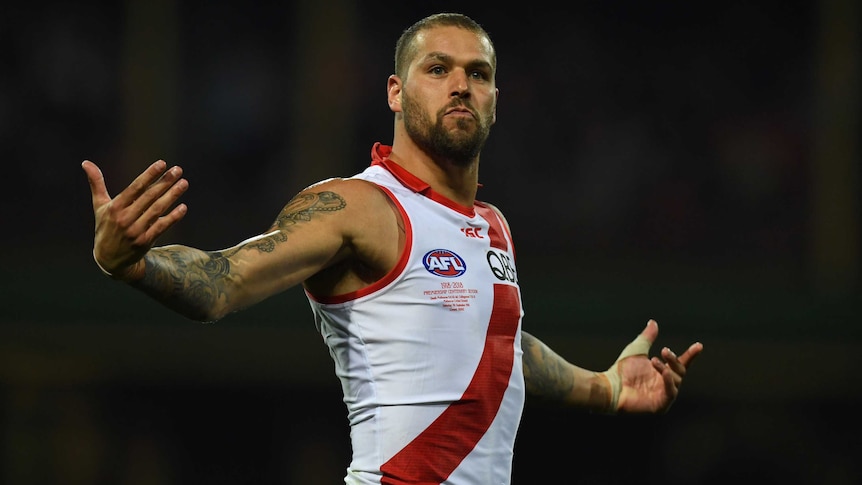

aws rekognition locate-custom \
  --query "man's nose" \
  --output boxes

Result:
[450,69,470,97]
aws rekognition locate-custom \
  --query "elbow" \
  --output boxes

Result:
[163,300,230,324]
[192,313,221,324]
[190,305,230,323]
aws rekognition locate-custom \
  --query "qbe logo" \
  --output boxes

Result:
[422,249,467,278]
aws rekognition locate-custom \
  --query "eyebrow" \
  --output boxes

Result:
[421,51,493,71]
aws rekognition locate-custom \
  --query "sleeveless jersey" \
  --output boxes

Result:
[305,143,525,485]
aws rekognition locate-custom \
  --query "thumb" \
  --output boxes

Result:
[82,160,111,210]
[615,319,657,362]
[602,320,657,413]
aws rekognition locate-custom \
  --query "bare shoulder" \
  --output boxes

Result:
[286,176,402,251]
[297,176,390,204]
[297,176,405,295]
[269,177,389,231]
[324,177,403,242]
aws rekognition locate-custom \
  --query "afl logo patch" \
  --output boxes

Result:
[423,249,467,277]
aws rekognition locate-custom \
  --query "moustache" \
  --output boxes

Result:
[443,100,477,116]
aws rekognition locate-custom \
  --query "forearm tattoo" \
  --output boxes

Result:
[131,247,230,321]
[522,332,573,401]
[130,191,346,321]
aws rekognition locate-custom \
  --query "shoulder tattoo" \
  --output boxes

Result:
[275,191,346,226]
[229,191,347,255]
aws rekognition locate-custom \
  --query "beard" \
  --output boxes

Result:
[401,91,492,166]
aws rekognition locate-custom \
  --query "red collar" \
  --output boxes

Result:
[369,143,477,217]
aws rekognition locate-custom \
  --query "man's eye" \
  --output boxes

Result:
[470,71,487,80]
[430,66,446,75]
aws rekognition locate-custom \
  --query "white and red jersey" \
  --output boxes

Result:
[305,143,525,485]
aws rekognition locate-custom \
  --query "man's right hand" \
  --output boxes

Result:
[82,159,189,280]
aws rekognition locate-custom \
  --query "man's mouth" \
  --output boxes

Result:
[445,106,475,118]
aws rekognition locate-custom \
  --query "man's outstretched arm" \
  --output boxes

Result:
[522,320,703,414]
[82,159,367,322]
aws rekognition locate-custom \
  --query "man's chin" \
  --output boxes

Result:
[444,124,480,142]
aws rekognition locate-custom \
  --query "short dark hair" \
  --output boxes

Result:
[394,12,496,80]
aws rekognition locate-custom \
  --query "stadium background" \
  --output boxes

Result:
[1,0,859,483]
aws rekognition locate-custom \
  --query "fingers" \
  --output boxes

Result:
[659,348,686,380]
[657,341,703,386]
[96,160,188,240]
[115,160,167,207]
[642,319,703,371]
[126,166,189,241]
[116,160,173,209]
[678,341,704,368]
[138,201,188,246]
[87,159,190,268]
[658,359,679,410]
[83,159,183,214]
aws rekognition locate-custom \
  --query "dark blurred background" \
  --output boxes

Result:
[1,0,860,483]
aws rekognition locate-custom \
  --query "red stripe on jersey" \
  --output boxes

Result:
[474,203,508,252]
[380,284,521,484]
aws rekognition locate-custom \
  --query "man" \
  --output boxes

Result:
[82,12,703,485]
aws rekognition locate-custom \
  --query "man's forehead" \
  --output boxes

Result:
[413,26,494,62]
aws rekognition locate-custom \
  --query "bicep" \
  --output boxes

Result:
[218,185,354,311]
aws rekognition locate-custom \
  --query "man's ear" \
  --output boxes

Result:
[387,75,403,112]
[492,87,499,124]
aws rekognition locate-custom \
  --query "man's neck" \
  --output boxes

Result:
[389,135,480,207]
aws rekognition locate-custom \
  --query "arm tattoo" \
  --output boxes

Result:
[131,247,230,322]
[130,191,346,321]
[273,191,347,226]
[225,191,347,255]
[522,332,574,401]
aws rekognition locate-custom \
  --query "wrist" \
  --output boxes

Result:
[93,250,116,278]
[92,251,145,282]
[599,368,621,414]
